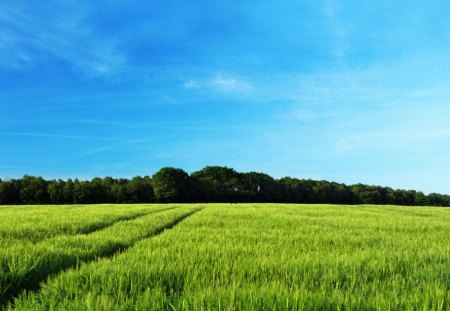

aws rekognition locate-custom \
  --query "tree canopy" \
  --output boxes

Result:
[0,167,449,206]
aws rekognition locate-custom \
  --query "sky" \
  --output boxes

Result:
[1,1,450,194]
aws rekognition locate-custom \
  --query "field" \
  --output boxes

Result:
[1,204,450,310]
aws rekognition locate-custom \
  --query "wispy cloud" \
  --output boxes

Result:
[323,0,349,60]
[184,74,253,94]
[0,131,148,143]
[0,2,124,75]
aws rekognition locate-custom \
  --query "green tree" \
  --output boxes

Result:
[0,179,21,204]
[242,172,280,202]
[191,166,243,202]
[127,176,155,203]
[110,178,129,203]
[19,175,49,204]
[89,177,107,203]
[101,177,116,203]
[73,179,90,204]
[48,180,65,204]
[151,167,191,203]
[63,179,75,204]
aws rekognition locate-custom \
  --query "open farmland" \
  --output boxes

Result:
[1,204,450,310]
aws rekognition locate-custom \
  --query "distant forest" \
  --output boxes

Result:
[0,166,449,206]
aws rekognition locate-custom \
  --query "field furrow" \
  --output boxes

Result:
[0,204,171,244]
[7,204,450,311]
[0,206,201,307]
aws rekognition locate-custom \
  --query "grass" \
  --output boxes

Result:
[0,204,168,244]
[0,205,200,306]
[2,204,450,310]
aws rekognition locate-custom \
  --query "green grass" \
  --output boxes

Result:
[0,205,200,306]
[0,204,168,245]
[2,204,450,310]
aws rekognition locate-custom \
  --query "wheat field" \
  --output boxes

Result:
[1,204,449,310]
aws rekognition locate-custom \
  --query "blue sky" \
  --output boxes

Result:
[1,1,450,194]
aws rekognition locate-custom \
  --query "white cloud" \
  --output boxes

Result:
[184,74,253,94]
[184,80,202,89]
[0,2,124,75]
[0,131,145,143]
[210,75,253,93]
[323,0,350,60]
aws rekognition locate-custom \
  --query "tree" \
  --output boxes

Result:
[63,179,75,204]
[151,168,191,203]
[110,178,128,203]
[127,176,155,203]
[279,177,314,203]
[73,179,90,204]
[89,177,107,203]
[19,175,49,204]
[191,166,244,202]
[242,172,281,202]
[427,193,450,206]
[101,177,116,203]
[48,180,65,204]
[1,168,449,206]
[0,179,21,204]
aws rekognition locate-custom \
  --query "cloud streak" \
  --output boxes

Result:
[323,0,350,60]
[0,2,124,75]
[184,74,253,94]
[0,131,148,143]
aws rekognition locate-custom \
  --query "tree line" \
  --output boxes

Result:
[0,166,449,206]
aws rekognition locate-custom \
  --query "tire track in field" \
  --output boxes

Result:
[1,207,180,308]
[138,207,201,241]
[0,207,176,248]
[63,208,171,235]
[0,206,175,244]
[1,207,202,309]
[69,206,181,236]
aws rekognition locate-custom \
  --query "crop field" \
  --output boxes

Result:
[1,204,450,310]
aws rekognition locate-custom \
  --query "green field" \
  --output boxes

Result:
[1,204,450,310]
